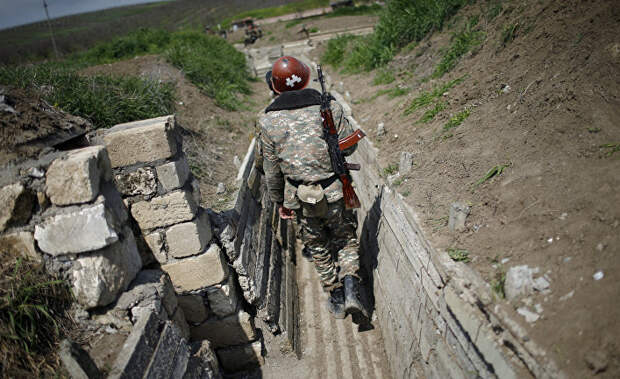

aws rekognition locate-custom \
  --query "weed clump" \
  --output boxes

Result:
[404,76,465,116]
[373,69,396,86]
[447,248,471,263]
[443,108,471,131]
[0,257,74,376]
[433,17,485,78]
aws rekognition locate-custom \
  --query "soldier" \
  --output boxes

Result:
[258,56,364,319]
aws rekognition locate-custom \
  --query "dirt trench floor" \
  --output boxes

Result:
[257,251,391,379]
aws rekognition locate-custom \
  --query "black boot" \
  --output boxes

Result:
[327,287,345,319]
[343,276,366,316]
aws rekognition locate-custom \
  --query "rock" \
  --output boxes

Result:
[59,339,102,379]
[131,190,197,231]
[143,322,185,379]
[162,244,229,293]
[189,178,202,206]
[156,157,190,192]
[37,191,49,210]
[376,122,386,137]
[517,307,539,323]
[206,275,240,318]
[171,306,191,340]
[534,303,543,313]
[504,265,538,300]
[114,167,157,196]
[166,211,212,258]
[233,156,241,169]
[0,183,35,232]
[448,202,471,232]
[190,311,256,347]
[144,231,167,264]
[35,202,121,256]
[533,276,550,292]
[27,167,45,178]
[72,230,142,309]
[585,350,609,374]
[216,183,226,194]
[216,341,263,372]
[116,270,177,317]
[593,270,604,280]
[46,146,112,206]
[184,340,222,379]
[104,115,178,168]
[399,152,414,175]
[559,290,574,301]
[0,231,41,262]
[178,295,209,324]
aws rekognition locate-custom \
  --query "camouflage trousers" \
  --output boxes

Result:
[298,199,360,291]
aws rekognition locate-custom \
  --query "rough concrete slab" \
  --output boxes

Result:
[59,339,102,379]
[156,156,190,192]
[162,244,228,293]
[104,115,177,168]
[178,295,209,324]
[166,211,212,258]
[131,190,197,230]
[46,146,111,206]
[144,231,167,264]
[0,183,34,232]
[34,202,119,256]
[144,322,183,379]
[72,230,142,309]
[206,275,240,318]
[190,311,256,348]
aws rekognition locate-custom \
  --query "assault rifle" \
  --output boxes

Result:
[317,64,365,209]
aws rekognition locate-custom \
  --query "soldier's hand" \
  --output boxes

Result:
[279,206,295,219]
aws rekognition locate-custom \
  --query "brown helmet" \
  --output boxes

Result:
[270,56,310,93]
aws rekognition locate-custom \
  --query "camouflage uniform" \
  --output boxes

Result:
[259,100,360,291]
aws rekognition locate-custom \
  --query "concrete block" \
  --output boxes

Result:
[0,183,34,232]
[162,244,229,293]
[35,202,119,256]
[0,231,41,262]
[217,341,263,372]
[166,211,212,258]
[46,146,112,206]
[448,202,470,232]
[72,230,142,309]
[108,310,163,379]
[156,157,190,192]
[144,231,167,264]
[444,286,481,342]
[114,167,157,196]
[190,311,256,348]
[399,151,414,175]
[104,115,178,168]
[475,325,517,379]
[171,341,190,379]
[59,339,102,379]
[172,306,191,340]
[144,322,184,379]
[206,275,239,318]
[184,340,221,379]
[131,190,197,230]
[178,295,209,324]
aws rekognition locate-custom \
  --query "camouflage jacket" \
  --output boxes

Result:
[259,100,356,209]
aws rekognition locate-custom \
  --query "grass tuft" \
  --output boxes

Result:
[419,101,446,123]
[0,257,73,376]
[600,143,620,156]
[443,108,471,131]
[500,23,519,46]
[447,248,471,262]
[404,76,465,116]
[491,269,506,299]
[373,69,396,86]
[433,17,485,78]
[474,163,511,188]
[383,163,398,176]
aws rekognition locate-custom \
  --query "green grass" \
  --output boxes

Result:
[0,64,175,129]
[222,0,328,26]
[447,248,471,262]
[328,4,382,17]
[419,101,446,123]
[500,23,519,46]
[491,269,506,299]
[486,0,504,21]
[433,18,485,78]
[321,34,359,68]
[383,163,399,176]
[404,76,465,115]
[309,27,319,33]
[443,108,471,131]
[377,86,410,99]
[600,143,620,156]
[474,163,511,188]
[285,19,304,28]
[0,257,73,376]
[373,69,396,85]
[165,31,250,110]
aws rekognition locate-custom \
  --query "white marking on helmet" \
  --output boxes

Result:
[286,74,302,87]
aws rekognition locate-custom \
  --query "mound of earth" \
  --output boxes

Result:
[311,0,619,376]
[0,87,92,168]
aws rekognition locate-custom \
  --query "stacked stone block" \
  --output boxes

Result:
[0,145,142,310]
[103,115,262,372]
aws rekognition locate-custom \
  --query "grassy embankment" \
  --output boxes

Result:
[0,27,251,130]
[322,0,495,129]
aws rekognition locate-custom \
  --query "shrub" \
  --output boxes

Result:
[321,34,358,68]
